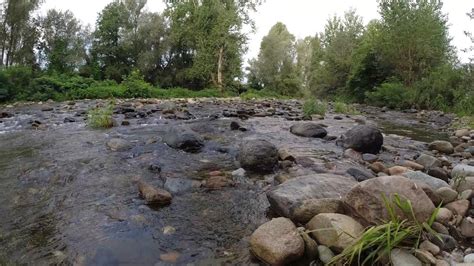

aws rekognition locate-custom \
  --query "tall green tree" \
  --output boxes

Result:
[311,9,364,97]
[0,0,43,67]
[377,0,452,86]
[251,22,300,95]
[39,9,87,73]
[166,0,258,90]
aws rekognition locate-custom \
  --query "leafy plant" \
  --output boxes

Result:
[333,101,360,114]
[303,98,327,116]
[365,81,412,109]
[329,193,440,265]
[87,102,114,129]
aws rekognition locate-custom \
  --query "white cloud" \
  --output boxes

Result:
[38,0,473,63]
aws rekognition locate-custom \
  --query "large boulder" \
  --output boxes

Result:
[338,125,383,154]
[306,213,364,252]
[290,123,327,138]
[402,171,450,190]
[345,176,436,225]
[267,174,357,223]
[238,139,278,173]
[162,126,204,152]
[250,217,304,265]
[428,140,454,154]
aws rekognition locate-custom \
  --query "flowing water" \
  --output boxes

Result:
[0,99,452,265]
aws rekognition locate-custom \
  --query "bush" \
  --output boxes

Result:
[365,81,412,109]
[122,70,153,98]
[239,89,285,100]
[333,101,360,114]
[0,66,35,101]
[303,98,327,116]
[87,102,114,129]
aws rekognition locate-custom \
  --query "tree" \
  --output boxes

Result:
[311,9,364,97]
[38,9,87,73]
[92,0,130,81]
[0,0,43,67]
[251,22,300,95]
[377,0,452,86]
[165,0,258,90]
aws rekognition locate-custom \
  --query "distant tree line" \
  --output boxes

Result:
[248,1,473,114]
[0,0,472,115]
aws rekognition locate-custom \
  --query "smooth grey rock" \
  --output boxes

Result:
[416,154,442,169]
[290,123,327,138]
[106,138,132,151]
[317,245,334,265]
[346,167,375,182]
[391,248,422,266]
[162,126,204,153]
[452,164,474,178]
[403,171,449,190]
[267,174,356,222]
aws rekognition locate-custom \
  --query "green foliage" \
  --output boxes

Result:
[333,101,360,114]
[249,22,301,96]
[329,194,440,265]
[302,98,327,116]
[122,70,153,98]
[365,81,412,109]
[87,102,114,129]
[239,89,286,100]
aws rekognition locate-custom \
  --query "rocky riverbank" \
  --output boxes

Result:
[0,98,472,265]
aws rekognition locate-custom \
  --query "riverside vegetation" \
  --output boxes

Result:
[0,0,474,265]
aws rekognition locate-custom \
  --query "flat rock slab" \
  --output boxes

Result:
[403,171,450,190]
[267,174,357,222]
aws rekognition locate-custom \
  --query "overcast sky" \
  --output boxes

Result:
[39,0,473,63]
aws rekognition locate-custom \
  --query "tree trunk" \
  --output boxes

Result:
[217,46,223,93]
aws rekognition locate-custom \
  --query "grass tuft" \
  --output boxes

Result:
[333,101,360,115]
[87,102,114,129]
[329,193,440,265]
[303,98,327,117]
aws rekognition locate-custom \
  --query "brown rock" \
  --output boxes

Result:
[431,222,449,235]
[250,217,304,265]
[278,148,296,161]
[414,249,437,264]
[369,162,386,173]
[444,199,470,217]
[435,208,453,225]
[460,217,474,238]
[435,187,458,204]
[138,180,172,205]
[292,198,344,224]
[306,213,363,252]
[402,160,424,171]
[203,176,234,189]
[344,176,435,225]
[388,166,409,175]
[160,251,180,263]
[419,240,440,255]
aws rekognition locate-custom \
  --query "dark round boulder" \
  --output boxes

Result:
[338,125,383,154]
[162,126,204,153]
[238,139,278,173]
[290,123,327,138]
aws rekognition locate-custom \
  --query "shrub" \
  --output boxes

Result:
[303,98,327,116]
[333,101,360,114]
[365,81,412,109]
[87,102,114,129]
[122,70,153,98]
[239,89,285,100]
